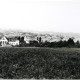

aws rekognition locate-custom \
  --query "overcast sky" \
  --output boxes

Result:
[0,0,80,33]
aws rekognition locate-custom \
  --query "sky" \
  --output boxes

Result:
[0,0,80,33]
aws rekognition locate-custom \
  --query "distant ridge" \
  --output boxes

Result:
[0,29,80,42]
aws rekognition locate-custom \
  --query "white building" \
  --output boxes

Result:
[9,40,19,46]
[0,36,19,47]
[0,36,8,47]
[24,36,30,43]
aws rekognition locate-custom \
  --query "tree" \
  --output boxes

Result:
[37,37,42,43]
[18,36,27,47]
[29,40,38,47]
[75,40,80,48]
[20,37,24,42]
[18,36,21,41]
[39,37,42,43]
[67,38,75,47]
[76,40,79,45]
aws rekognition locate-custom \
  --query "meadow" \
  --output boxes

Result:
[0,47,80,79]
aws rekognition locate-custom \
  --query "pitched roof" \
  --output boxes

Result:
[0,36,19,41]
[7,37,19,41]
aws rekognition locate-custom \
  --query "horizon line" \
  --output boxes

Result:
[0,28,80,34]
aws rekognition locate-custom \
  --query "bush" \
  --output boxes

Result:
[0,48,80,79]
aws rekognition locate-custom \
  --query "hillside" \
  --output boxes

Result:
[0,29,80,42]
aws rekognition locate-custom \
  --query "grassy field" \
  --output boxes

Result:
[0,47,80,79]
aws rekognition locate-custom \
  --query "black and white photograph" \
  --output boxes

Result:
[0,0,80,79]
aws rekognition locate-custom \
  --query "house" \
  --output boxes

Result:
[8,37,19,46]
[0,36,19,47]
[24,36,40,43]
[0,36,8,47]
[9,40,19,46]
[24,36,31,43]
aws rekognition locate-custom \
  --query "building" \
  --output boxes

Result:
[24,36,30,43]
[0,36,19,47]
[0,36,8,47]
[9,40,19,46]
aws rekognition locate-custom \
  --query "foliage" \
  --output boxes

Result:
[17,36,80,48]
[0,48,80,79]
[18,36,27,47]
[67,38,75,47]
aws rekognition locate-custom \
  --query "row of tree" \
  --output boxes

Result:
[18,37,80,48]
